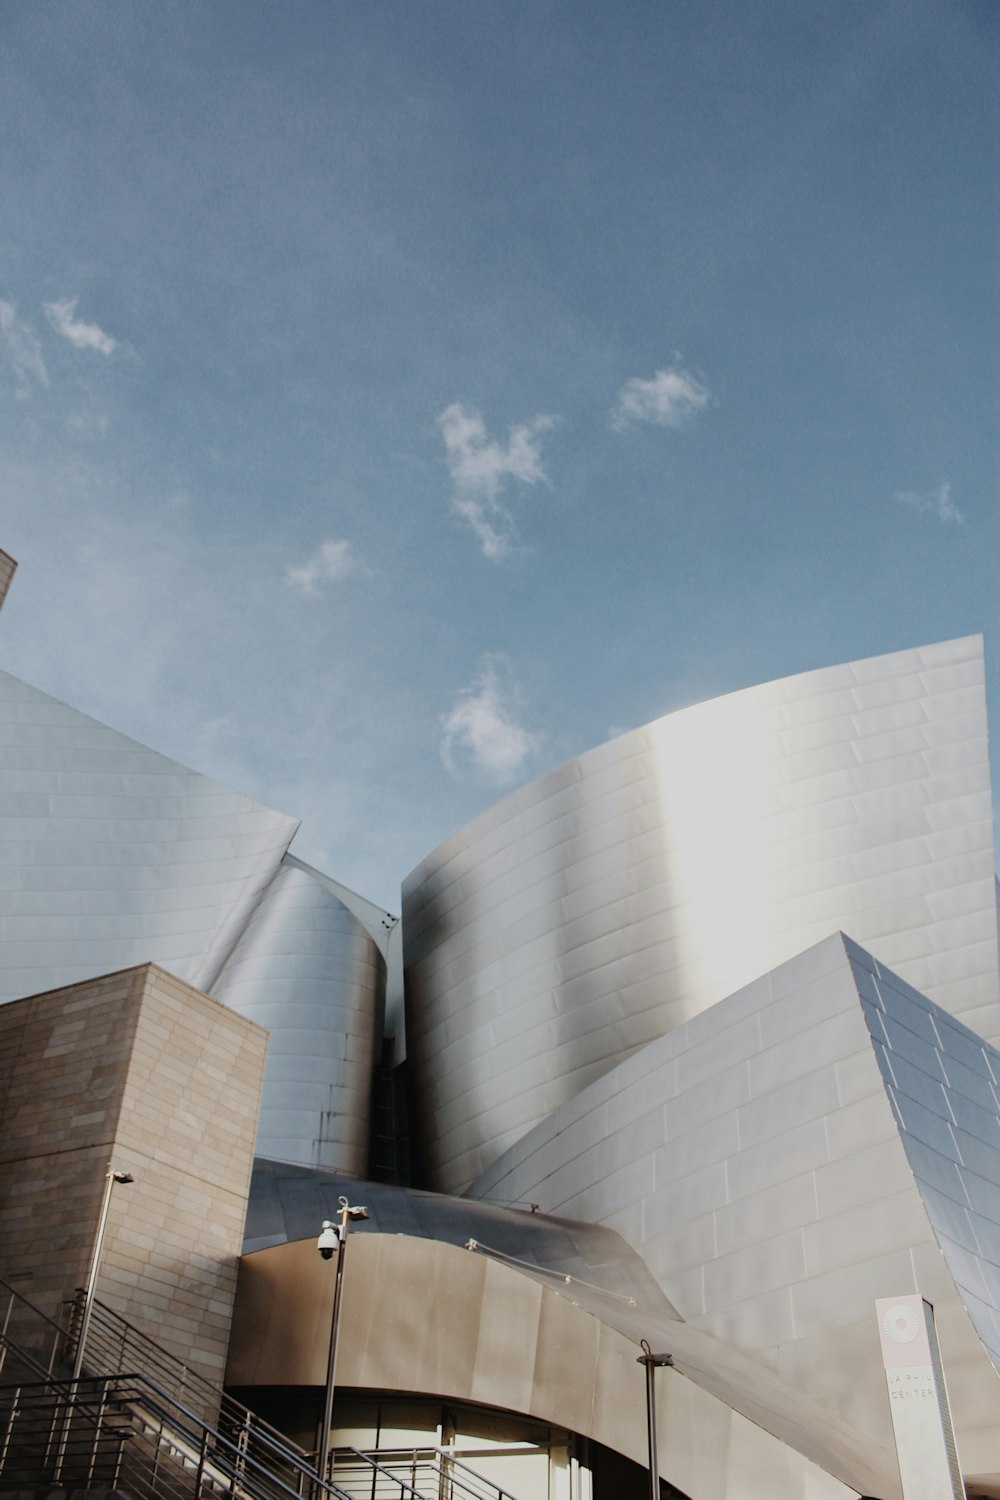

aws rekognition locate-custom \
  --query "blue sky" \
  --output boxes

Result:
[0,0,996,911]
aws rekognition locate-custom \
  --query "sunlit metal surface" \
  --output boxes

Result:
[403,636,999,1192]
[0,669,299,997]
[867,955,1000,1383]
[244,1159,676,1315]
[469,933,1000,1487]
[211,862,385,1173]
[230,1229,898,1499]
[0,668,387,1174]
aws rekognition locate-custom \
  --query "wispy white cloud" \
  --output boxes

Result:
[611,362,710,431]
[67,410,110,439]
[438,402,555,560]
[440,655,540,782]
[0,300,48,395]
[44,298,117,355]
[287,537,367,595]
[893,481,964,526]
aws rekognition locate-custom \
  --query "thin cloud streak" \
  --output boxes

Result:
[611,363,710,431]
[0,301,48,394]
[287,538,367,595]
[438,402,555,560]
[894,482,964,526]
[440,655,540,782]
[44,298,117,355]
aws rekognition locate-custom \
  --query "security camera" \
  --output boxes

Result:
[346,1205,368,1222]
[317,1221,340,1259]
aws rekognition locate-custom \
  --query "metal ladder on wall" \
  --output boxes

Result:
[0,1276,520,1500]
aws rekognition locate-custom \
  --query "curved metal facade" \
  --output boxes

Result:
[229,1233,897,1499]
[0,668,387,1175]
[403,635,999,1192]
[212,860,385,1173]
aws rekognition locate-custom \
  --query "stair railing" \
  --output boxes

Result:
[0,1278,68,1381]
[2,1277,523,1500]
[0,1369,358,1500]
[332,1446,520,1500]
[64,1283,303,1456]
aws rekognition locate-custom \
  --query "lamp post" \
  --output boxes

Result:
[72,1168,134,1382]
[636,1339,673,1500]
[315,1196,368,1489]
[55,1167,133,1482]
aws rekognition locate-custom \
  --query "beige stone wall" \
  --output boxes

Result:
[0,966,142,1317]
[0,963,267,1382]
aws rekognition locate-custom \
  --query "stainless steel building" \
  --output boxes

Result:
[0,667,388,1175]
[403,635,998,1194]
[469,931,1000,1482]
[3,628,1000,1498]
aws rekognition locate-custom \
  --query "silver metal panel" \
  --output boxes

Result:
[0,669,299,997]
[468,933,1000,1472]
[0,669,387,1174]
[862,957,1000,1379]
[404,637,1000,1193]
[211,859,385,1174]
[232,1230,889,1500]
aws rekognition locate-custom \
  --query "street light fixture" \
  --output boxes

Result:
[72,1169,134,1382]
[636,1339,673,1500]
[55,1167,134,1483]
[315,1196,368,1489]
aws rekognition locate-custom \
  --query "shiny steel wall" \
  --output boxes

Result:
[212,860,385,1173]
[0,668,386,1175]
[0,670,300,999]
[470,934,1000,1484]
[403,636,999,1192]
[230,1235,892,1500]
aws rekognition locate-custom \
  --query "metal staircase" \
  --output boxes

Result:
[0,1279,353,1500]
[0,1277,519,1500]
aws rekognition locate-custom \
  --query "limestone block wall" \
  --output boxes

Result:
[0,963,267,1382]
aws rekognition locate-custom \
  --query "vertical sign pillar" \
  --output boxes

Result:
[875,1295,964,1500]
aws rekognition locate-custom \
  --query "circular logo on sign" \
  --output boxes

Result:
[882,1303,920,1344]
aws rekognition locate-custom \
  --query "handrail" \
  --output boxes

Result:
[0,1371,356,1500]
[0,1284,350,1500]
[338,1448,427,1499]
[431,1446,520,1500]
[0,1276,71,1379]
[0,1278,68,1341]
[1,1277,523,1500]
[338,1445,521,1500]
[65,1285,307,1458]
[123,1371,337,1499]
